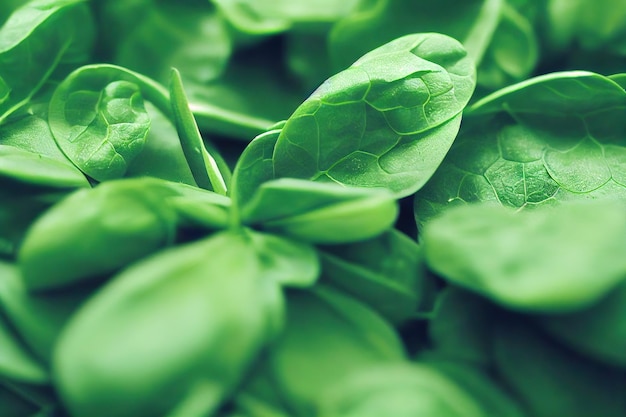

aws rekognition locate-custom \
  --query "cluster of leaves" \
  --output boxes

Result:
[1,0,626,416]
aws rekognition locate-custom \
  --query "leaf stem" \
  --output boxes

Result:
[169,68,228,195]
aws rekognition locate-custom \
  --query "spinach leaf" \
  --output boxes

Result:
[228,361,291,417]
[329,0,537,92]
[0,112,89,257]
[169,68,228,194]
[95,0,231,86]
[415,71,626,224]
[316,363,486,417]
[266,286,405,416]
[329,0,497,70]
[54,231,284,417]
[475,2,538,91]
[240,178,398,243]
[319,229,431,325]
[0,0,93,123]
[230,127,280,210]
[0,145,88,189]
[0,187,70,259]
[422,200,626,312]
[48,64,161,181]
[272,33,475,197]
[18,178,180,291]
[0,112,87,177]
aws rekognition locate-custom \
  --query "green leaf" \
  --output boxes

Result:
[98,0,232,85]
[18,178,179,290]
[241,178,398,244]
[0,144,88,188]
[422,200,626,312]
[319,229,431,325]
[329,0,498,70]
[54,231,284,417]
[415,71,626,225]
[49,71,151,181]
[316,363,486,417]
[124,102,198,185]
[267,286,405,416]
[476,2,539,90]
[329,0,536,92]
[231,127,280,212]
[0,0,94,123]
[273,33,475,197]
[169,68,227,194]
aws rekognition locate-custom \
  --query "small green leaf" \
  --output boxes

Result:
[241,178,398,244]
[18,178,179,290]
[169,67,227,194]
[231,127,280,213]
[0,144,88,188]
[427,286,498,366]
[48,64,172,181]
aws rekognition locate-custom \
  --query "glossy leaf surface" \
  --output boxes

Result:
[273,33,475,197]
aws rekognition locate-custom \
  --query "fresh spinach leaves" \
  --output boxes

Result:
[1,1,625,416]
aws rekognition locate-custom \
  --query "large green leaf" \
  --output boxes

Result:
[422,200,626,312]
[54,231,284,417]
[415,71,626,225]
[273,33,475,197]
